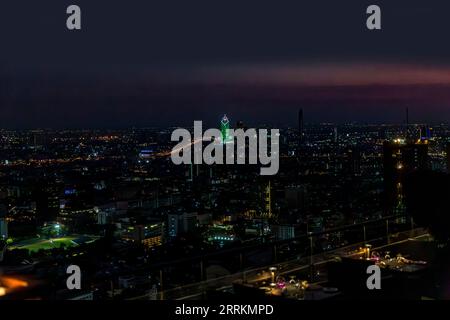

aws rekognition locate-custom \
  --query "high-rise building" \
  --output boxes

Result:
[167,211,198,238]
[383,139,429,213]
[345,147,362,176]
[273,224,297,241]
[220,115,232,144]
[121,222,164,248]
[260,181,273,219]
[34,181,60,225]
[182,212,198,234]
[168,213,179,238]
[97,210,110,225]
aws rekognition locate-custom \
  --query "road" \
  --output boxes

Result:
[129,228,428,300]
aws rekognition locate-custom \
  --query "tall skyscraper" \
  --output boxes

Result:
[383,139,429,213]
[167,211,198,238]
[345,147,361,176]
[220,114,232,144]
[257,181,273,221]
[34,181,60,225]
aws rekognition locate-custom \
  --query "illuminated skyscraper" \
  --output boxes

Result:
[261,181,272,219]
[220,114,233,144]
[383,139,429,214]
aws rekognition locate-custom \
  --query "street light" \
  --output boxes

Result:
[269,267,277,285]
[365,244,372,260]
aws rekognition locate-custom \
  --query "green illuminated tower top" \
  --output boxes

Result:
[220,114,231,144]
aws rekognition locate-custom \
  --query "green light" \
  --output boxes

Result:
[220,115,231,144]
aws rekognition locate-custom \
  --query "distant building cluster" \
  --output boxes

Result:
[1,113,450,299]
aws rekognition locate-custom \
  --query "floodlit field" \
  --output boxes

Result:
[9,236,97,252]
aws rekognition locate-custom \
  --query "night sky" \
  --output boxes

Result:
[1,0,450,128]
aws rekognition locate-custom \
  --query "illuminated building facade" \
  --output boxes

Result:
[220,114,233,144]
[273,224,297,241]
[383,139,429,213]
[167,211,198,238]
[262,181,272,219]
[204,224,236,248]
[121,222,164,248]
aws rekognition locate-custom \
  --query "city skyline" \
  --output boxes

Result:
[2,121,450,300]
[2,0,450,303]
[3,62,450,128]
